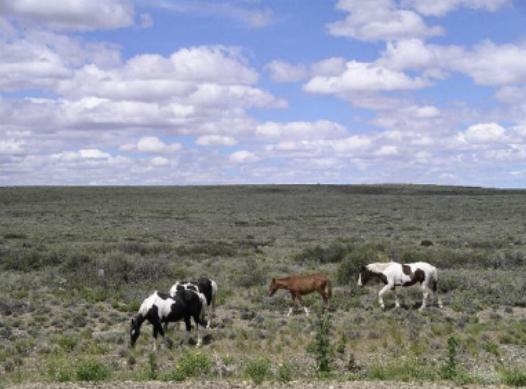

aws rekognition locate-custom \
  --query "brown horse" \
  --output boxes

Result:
[268,273,332,316]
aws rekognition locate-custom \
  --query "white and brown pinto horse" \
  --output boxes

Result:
[268,273,332,316]
[358,261,443,310]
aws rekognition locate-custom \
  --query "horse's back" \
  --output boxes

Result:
[406,261,437,273]
[283,273,329,294]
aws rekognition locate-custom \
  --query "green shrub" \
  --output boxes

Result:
[147,352,157,380]
[499,367,526,387]
[176,351,212,378]
[336,245,383,285]
[244,357,272,384]
[55,335,77,352]
[161,351,212,381]
[295,242,349,264]
[440,336,459,380]
[277,362,294,383]
[308,312,333,374]
[75,358,111,381]
[367,357,437,381]
[234,257,269,287]
[45,357,74,382]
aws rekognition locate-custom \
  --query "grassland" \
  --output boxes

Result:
[1,185,526,387]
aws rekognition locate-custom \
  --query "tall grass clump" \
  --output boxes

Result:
[244,357,272,384]
[336,245,384,285]
[161,351,212,381]
[367,357,436,382]
[308,311,333,375]
[439,336,473,384]
[499,368,526,387]
[75,358,110,381]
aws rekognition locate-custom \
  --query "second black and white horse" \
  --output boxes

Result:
[169,277,218,327]
[358,261,443,310]
[130,289,207,350]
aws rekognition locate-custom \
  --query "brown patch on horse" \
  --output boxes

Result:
[402,267,426,286]
[413,268,425,283]
[402,264,412,275]
[376,272,388,284]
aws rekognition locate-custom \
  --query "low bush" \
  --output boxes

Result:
[45,356,74,382]
[244,357,272,384]
[499,367,526,387]
[75,358,111,381]
[161,351,212,381]
[336,245,384,285]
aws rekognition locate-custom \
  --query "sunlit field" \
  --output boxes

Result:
[1,185,525,387]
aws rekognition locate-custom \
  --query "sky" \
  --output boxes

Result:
[1,0,526,187]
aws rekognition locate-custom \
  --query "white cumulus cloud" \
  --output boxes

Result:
[196,135,237,146]
[462,122,507,144]
[304,61,430,94]
[0,0,135,31]
[229,150,258,164]
[328,0,443,42]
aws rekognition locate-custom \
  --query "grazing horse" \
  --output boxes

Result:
[130,289,207,350]
[358,261,443,310]
[169,277,218,327]
[268,273,332,316]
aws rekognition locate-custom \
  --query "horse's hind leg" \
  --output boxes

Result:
[183,317,192,344]
[432,277,443,308]
[192,315,202,347]
[419,285,429,311]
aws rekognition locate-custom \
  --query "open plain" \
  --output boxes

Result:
[1,185,525,387]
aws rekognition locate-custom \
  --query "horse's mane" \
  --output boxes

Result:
[366,262,392,274]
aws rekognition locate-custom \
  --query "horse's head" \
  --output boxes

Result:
[268,278,279,296]
[357,266,370,287]
[129,316,142,348]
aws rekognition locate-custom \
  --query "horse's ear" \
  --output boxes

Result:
[271,277,276,283]
[131,317,135,325]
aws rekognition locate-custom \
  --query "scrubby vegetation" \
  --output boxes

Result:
[0,185,525,386]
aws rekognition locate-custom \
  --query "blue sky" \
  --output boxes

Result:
[1,0,526,187]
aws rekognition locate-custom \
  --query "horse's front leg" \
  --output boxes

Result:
[287,293,296,316]
[152,322,164,351]
[297,295,309,316]
[378,284,393,310]
[393,289,401,309]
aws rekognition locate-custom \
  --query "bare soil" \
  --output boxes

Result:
[9,380,509,389]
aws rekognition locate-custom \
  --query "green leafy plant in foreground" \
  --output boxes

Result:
[161,351,212,381]
[308,311,333,375]
[75,358,111,381]
[244,357,272,384]
[499,367,526,387]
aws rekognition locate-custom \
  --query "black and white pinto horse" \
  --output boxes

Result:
[130,289,207,350]
[358,261,443,310]
[169,277,218,328]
